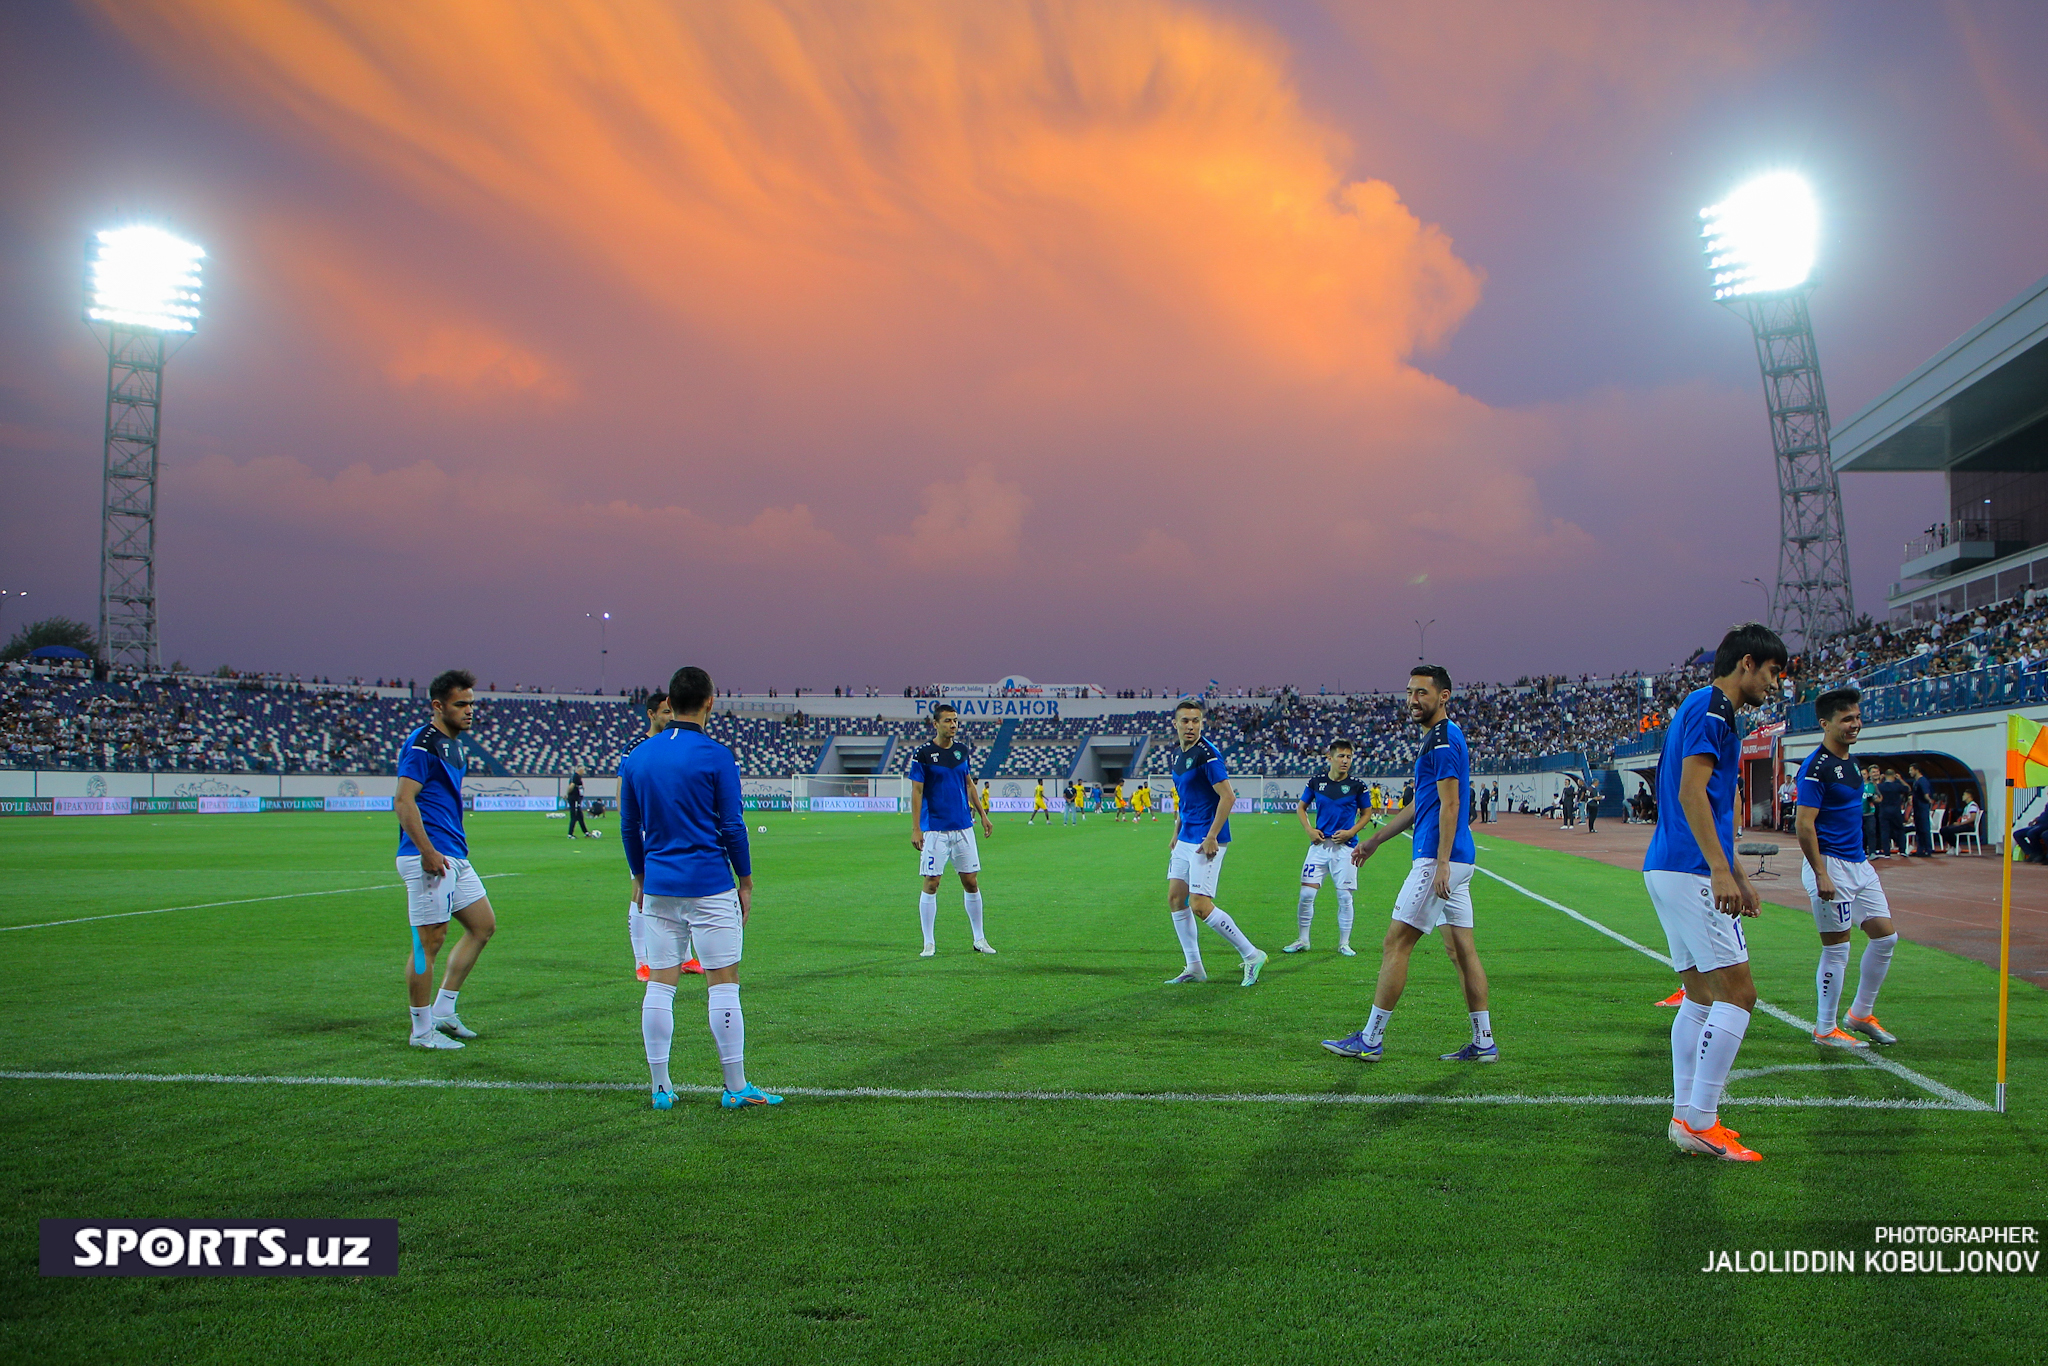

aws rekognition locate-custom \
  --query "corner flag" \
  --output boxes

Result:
[1995,715,2039,1111]
[2006,714,2048,787]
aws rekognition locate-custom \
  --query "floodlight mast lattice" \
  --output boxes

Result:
[83,226,205,671]
[1700,174,1854,650]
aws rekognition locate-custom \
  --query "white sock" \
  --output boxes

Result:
[433,988,459,1017]
[628,903,647,965]
[708,981,746,1092]
[1171,909,1202,967]
[1688,1001,1751,1130]
[1201,907,1257,958]
[964,891,985,940]
[1296,887,1317,939]
[1470,1010,1493,1047]
[1672,997,1710,1125]
[1852,934,1897,1017]
[408,1005,431,1038]
[1363,1005,1392,1046]
[1336,890,1354,942]
[919,892,938,947]
[641,980,676,1091]
[1816,942,1850,1033]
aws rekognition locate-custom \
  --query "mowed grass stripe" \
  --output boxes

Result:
[1474,864,1994,1111]
[0,1069,1973,1109]
[3,812,2042,1364]
[0,872,523,932]
[0,811,1993,1111]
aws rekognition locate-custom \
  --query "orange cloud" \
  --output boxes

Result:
[74,0,1782,678]
[1950,0,2048,174]
[88,0,1480,392]
[883,467,1031,569]
[250,222,575,401]
[1316,0,1801,155]
[180,451,833,564]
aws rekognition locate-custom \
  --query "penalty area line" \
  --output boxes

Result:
[1473,867,1994,1113]
[0,1070,1971,1111]
[0,873,522,933]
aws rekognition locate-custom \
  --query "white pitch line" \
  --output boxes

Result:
[0,873,521,933]
[0,1070,1970,1110]
[1474,867,1994,1112]
[1726,1063,1869,1080]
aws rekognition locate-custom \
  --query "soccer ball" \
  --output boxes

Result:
[757,825,767,833]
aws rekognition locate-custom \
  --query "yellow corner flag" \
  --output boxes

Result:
[2007,714,2048,788]
[1996,715,2040,1111]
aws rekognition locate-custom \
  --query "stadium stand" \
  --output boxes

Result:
[50,597,2048,779]
[0,668,821,777]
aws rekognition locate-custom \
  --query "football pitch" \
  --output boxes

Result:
[3,810,2043,1364]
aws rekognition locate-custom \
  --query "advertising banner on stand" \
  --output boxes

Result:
[53,797,134,816]
[198,796,262,814]
[471,795,560,812]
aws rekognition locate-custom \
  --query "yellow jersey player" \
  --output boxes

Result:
[1029,778,1051,825]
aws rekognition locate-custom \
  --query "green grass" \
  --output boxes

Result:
[2,809,2044,1364]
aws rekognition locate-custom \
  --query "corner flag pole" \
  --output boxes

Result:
[1999,777,2014,1114]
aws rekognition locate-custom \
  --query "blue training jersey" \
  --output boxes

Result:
[1796,746,1866,863]
[1644,685,1739,876]
[618,721,751,898]
[1172,737,1232,844]
[1300,774,1368,846]
[1410,719,1475,863]
[907,741,976,831]
[396,723,467,858]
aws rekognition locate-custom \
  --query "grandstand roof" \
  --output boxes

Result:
[1833,271,2048,473]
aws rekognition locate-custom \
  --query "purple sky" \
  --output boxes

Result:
[4,1,2044,695]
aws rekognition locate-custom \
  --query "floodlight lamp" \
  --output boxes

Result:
[1698,172,1816,300]
[87,225,206,332]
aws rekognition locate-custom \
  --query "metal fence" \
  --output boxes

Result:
[1786,661,2048,733]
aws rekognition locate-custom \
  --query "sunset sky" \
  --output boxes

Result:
[3,1,2045,694]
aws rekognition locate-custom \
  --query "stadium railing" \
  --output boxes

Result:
[1784,660,2048,734]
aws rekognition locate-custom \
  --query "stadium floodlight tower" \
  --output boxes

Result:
[84,224,206,672]
[1700,172,1854,650]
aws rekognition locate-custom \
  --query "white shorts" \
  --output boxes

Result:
[1391,858,1474,934]
[1643,869,1749,973]
[918,828,981,877]
[641,889,742,971]
[1802,856,1893,934]
[1299,842,1358,891]
[397,855,486,928]
[1168,840,1228,899]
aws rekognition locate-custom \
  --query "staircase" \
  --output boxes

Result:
[459,736,511,777]
[979,718,1019,777]
[1596,769,1626,818]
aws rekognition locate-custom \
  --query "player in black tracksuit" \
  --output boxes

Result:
[567,771,588,837]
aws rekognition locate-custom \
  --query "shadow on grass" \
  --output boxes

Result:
[1013,1067,1475,1356]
